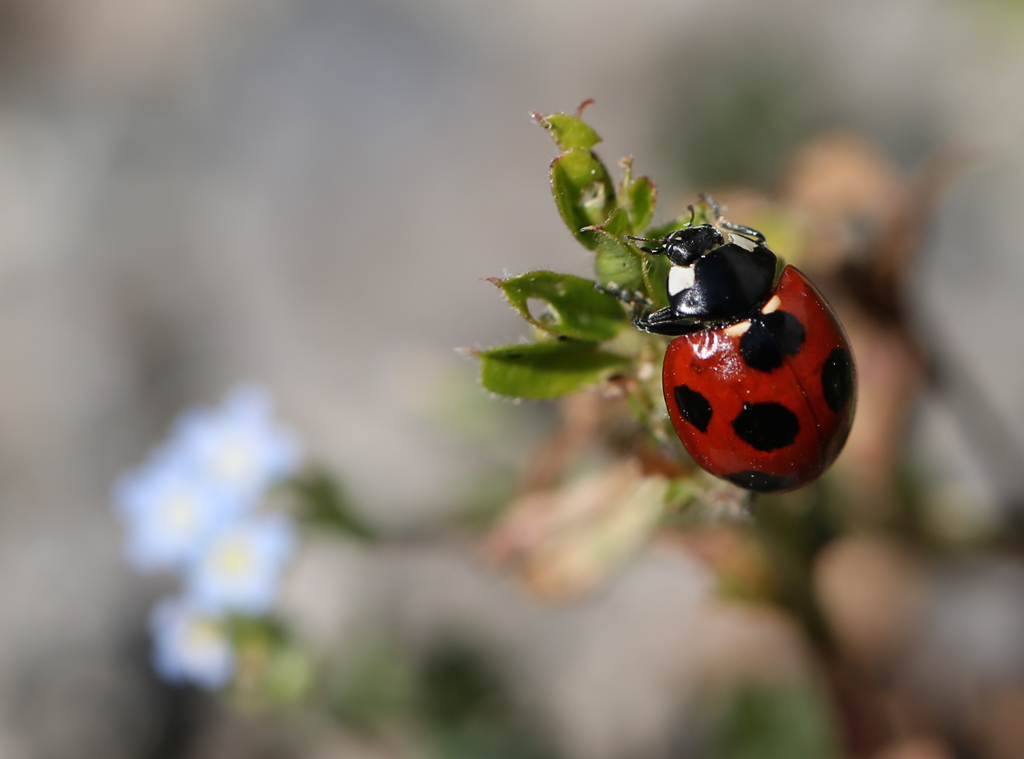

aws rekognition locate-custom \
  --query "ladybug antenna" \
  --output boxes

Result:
[624,234,668,255]
[686,204,696,226]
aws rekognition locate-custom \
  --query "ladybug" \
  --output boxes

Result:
[628,199,856,493]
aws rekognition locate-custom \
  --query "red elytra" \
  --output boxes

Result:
[662,265,856,494]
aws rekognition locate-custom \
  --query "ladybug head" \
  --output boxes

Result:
[630,225,724,266]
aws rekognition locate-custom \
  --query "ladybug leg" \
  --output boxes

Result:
[696,193,767,244]
[634,307,702,336]
[698,193,722,220]
[720,219,766,244]
[595,282,649,307]
[595,283,655,330]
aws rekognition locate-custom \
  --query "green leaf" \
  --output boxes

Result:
[593,231,645,292]
[599,207,632,237]
[534,112,602,150]
[288,470,374,540]
[624,176,656,232]
[477,341,630,399]
[492,271,625,341]
[550,149,616,250]
[616,158,656,234]
[643,252,672,310]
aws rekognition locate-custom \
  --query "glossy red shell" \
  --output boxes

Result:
[662,265,856,493]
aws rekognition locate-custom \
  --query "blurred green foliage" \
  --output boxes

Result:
[333,638,557,759]
[332,638,418,727]
[288,469,375,540]
[228,617,314,710]
[712,682,839,759]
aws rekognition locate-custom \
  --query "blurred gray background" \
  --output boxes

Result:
[2,0,1024,756]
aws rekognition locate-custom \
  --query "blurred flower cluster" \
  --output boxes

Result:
[114,385,300,690]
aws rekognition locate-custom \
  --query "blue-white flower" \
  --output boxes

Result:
[186,513,296,615]
[114,451,237,572]
[150,597,234,690]
[170,385,299,506]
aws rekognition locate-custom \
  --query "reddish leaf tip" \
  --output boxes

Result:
[574,99,595,119]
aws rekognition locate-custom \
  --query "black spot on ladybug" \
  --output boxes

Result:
[821,347,853,412]
[739,311,806,372]
[724,470,797,493]
[674,385,712,433]
[732,402,799,451]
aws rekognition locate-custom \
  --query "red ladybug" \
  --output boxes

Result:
[629,203,856,493]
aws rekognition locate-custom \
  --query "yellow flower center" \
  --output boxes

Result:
[213,539,254,579]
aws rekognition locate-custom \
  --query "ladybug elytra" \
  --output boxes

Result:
[629,199,856,494]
